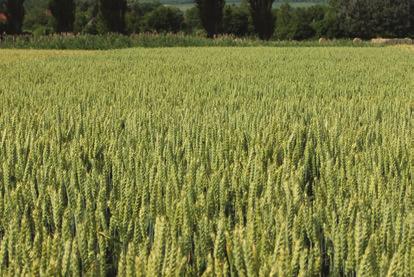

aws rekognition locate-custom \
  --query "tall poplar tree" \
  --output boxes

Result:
[195,0,225,37]
[4,0,25,34]
[49,0,75,33]
[97,0,127,33]
[248,0,275,40]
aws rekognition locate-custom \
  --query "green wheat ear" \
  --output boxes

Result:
[0,47,412,276]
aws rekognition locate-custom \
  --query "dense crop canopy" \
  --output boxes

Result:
[0,47,413,276]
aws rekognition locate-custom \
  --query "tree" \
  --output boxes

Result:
[248,0,274,40]
[74,0,96,33]
[410,0,414,36]
[195,0,225,37]
[49,0,75,33]
[223,5,250,36]
[0,16,6,35]
[333,0,412,38]
[274,3,295,40]
[0,2,7,34]
[4,0,25,34]
[97,0,127,33]
[125,2,161,34]
[23,0,51,34]
[184,7,202,34]
[311,5,343,39]
[143,6,184,33]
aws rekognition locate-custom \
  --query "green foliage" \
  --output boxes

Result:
[311,5,343,38]
[223,5,250,36]
[274,4,327,40]
[73,0,98,34]
[32,24,53,36]
[3,0,414,39]
[143,6,184,33]
[333,0,413,39]
[0,46,412,275]
[125,2,162,34]
[274,3,295,39]
[21,0,51,33]
[184,7,202,34]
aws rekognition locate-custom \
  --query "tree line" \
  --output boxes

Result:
[1,0,413,40]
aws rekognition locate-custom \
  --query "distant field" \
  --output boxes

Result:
[0,47,412,276]
[165,1,321,10]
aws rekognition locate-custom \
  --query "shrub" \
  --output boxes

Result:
[0,33,370,49]
[32,25,53,36]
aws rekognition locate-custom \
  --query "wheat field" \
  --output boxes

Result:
[0,47,413,276]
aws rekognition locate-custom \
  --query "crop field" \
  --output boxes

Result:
[0,47,413,276]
